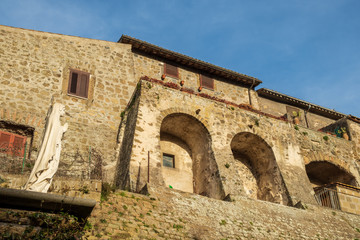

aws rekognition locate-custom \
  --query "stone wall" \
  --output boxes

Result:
[337,185,360,215]
[115,86,141,190]
[0,25,137,184]
[0,173,101,199]
[258,96,336,130]
[160,133,194,193]
[121,79,360,207]
[85,185,360,240]
[132,52,259,109]
[0,208,84,239]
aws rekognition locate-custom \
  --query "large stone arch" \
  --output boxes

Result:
[305,160,357,187]
[160,112,225,199]
[303,154,358,187]
[230,132,289,205]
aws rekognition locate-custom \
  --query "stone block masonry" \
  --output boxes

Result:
[85,185,360,239]
[2,25,360,239]
[0,25,137,183]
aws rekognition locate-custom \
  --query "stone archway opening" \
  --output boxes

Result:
[231,132,289,205]
[305,161,356,188]
[160,113,224,199]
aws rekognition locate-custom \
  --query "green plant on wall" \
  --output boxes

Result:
[292,111,301,118]
[79,185,89,194]
[0,211,87,239]
[220,220,227,225]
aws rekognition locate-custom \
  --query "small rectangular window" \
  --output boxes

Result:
[164,63,179,78]
[200,75,214,90]
[163,153,175,168]
[68,69,90,98]
[0,130,27,157]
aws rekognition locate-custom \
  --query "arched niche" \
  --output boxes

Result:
[305,161,357,188]
[160,113,225,199]
[230,132,289,205]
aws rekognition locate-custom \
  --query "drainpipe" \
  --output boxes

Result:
[305,104,311,128]
[148,151,150,183]
[248,79,256,106]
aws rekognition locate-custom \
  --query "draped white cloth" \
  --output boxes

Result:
[24,103,68,192]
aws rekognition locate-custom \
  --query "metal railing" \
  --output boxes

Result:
[314,187,341,210]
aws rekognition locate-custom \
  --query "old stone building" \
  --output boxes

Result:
[1,25,360,239]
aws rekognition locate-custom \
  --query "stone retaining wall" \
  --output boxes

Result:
[85,185,360,240]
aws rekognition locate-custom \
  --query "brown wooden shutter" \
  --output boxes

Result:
[78,73,89,98]
[68,69,90,98]
[201,75,214,90]
[12,135,26,157]
[0,131,11,151]
[0,131,26,156]
[165,63,179,78]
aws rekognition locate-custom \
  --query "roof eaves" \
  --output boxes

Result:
[118,35,262,88]
[257,88,347,119]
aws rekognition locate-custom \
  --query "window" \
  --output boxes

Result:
[164,63,179,78]
[68,69,90,98]
[200,75,214,90]
[163,153,175,168]
[0,130,27,157]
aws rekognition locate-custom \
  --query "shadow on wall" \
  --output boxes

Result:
[230,132,290,205]
[305,161,357,188]
[160,113,225,200]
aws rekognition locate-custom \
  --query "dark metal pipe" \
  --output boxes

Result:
[148,151,150,183]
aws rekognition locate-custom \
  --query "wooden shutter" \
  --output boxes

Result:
[12,135,26,157]
[0,131,11,151]
[164,64,179,78]
[0,131,26,156]
[78,73,89,98]
[201,75,214,90]
[68,69,90,98]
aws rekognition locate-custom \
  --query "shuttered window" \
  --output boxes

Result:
[0,131,27,157]
[68,69,90,98]
[164,63,179,78]
[200,75,214,90]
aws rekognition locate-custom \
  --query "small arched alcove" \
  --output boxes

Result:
[305,161,357,188]
[160,113,225,199]
[230,132,289,205]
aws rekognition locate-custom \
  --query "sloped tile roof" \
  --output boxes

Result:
[257,88,347,120]
[119,35,262,88]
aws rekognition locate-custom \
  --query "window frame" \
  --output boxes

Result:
[67,69,90,98]
[164,63,179,78]
[162,153,175,168]
[200,74,214,90]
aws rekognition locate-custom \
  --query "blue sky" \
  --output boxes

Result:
[1,0,359,116]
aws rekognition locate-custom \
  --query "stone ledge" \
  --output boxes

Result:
[0,187,96,221]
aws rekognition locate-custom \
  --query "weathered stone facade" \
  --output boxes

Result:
[0,25,136,185]
[84,186,360,240]
[2,25,360,238]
